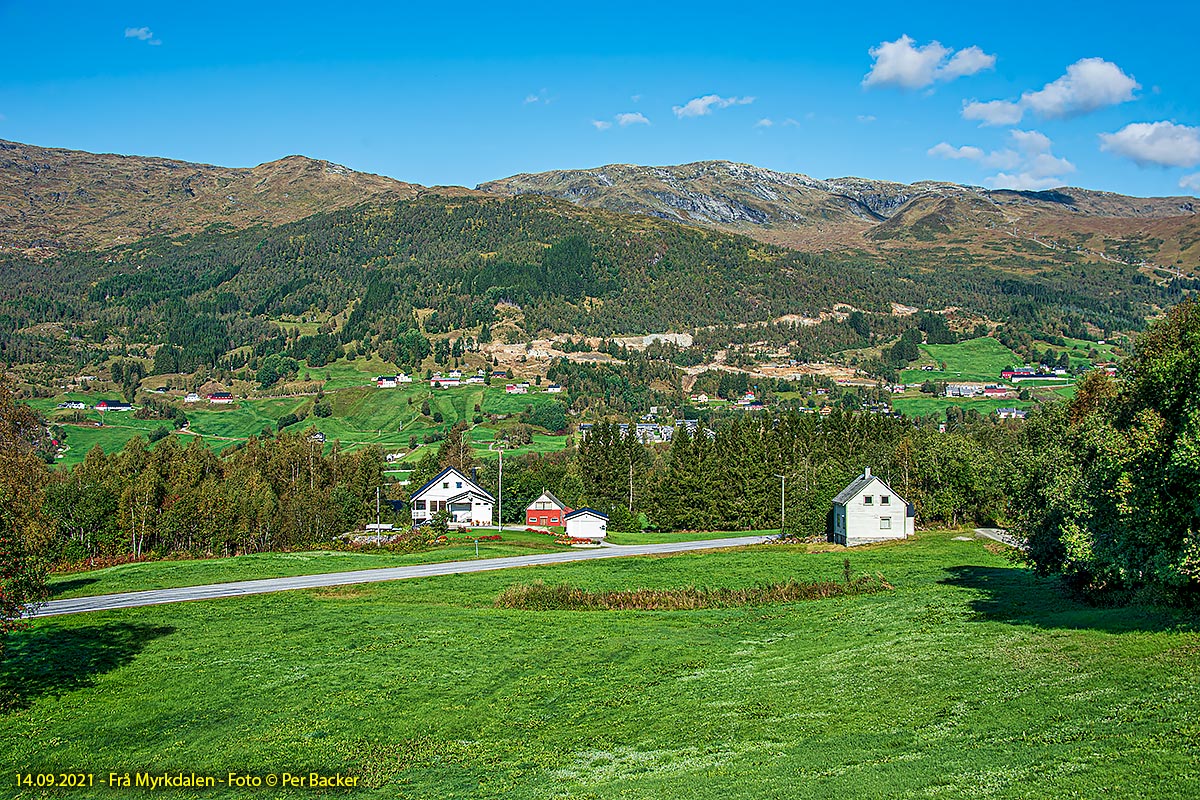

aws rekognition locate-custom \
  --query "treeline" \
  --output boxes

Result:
[42,430,385,562]
[1011,300,1200,605]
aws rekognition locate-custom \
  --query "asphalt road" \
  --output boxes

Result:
[31,535,772,618]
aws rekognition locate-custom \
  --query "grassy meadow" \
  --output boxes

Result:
[5,532,1198,799]
[899,337,1023,384]
[45,531,564,600]
[39,367,572,469]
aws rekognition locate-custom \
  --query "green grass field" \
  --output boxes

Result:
[5,532,1197,799]
[899,337,1024,384]
[891,395,1031,418]
[46,532,563,599]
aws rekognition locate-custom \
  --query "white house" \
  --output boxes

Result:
[564,508,608,540]
[546,384,563,393]
[376,376,398,388]
[184,393,201,404]
[409,466,494,528]
[828,467,913,546]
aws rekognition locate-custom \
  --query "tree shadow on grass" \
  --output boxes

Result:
[47,577,99,598]
[940,565,1194,634]
[0,622,175,712]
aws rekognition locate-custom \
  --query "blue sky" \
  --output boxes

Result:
[2,1,1198,196]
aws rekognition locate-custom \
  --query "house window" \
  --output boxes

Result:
[456,481,462,488]
[881,495,890,505]
[442,482,449,489]
[880,517,891,530]
[863,496,873,505]
[414,500,426,511]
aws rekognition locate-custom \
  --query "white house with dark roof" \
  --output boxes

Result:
[828,467,913,546]
[409,466,495,528]
[564,508,608,540]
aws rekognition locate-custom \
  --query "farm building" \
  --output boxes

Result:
[376,376,398,388]
[564,508,608,540]
[828,468,914,546]
[525,490,571,526]
[94,400,132,412]
[410,467,495,528]
[207,391,234,404]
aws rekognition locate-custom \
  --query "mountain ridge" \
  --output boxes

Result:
[478,160,1199,269]
[0,139,480,253]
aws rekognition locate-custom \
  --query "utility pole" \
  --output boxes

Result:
[774,473,786,535]
[376,486,381,529]
[497,444,504,532]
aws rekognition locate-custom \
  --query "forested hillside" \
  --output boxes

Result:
[1,192,1190,385]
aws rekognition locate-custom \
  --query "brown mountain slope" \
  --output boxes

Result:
[0,140,475,252]
[479,161,1200,271]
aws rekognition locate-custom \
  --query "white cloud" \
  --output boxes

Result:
[962,99,1024,127]
[1022,58,1139,118]
[124,26,161,45]
[754,118,774,128]
[857,114,877,123]
[1099,121,1200,168]
[986,172,1066,191]
[615,112,650,127]
[1180,173,1200,193]
[631,94,643,103]
[928,142,985,160]
[863,35,994,90]
[928,130,1074,190]
[524,89,552,105]
[591,120,612,131]
[672,94,754,118]
[963,57,1138,126]
[940,46,997,81]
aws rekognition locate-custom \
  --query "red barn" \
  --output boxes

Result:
[525,490,571,527]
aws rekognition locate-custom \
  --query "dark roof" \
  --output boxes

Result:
[527,489,568,511]
[410,466,496,503]
[832,471,902,505]
[564,507,608,521]
[446,489,495,504]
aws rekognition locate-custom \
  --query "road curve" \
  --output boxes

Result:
[31,536,772,618]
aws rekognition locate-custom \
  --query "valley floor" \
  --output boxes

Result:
[4,532,1198,799]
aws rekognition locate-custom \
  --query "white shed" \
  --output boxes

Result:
[828,468,913,546]
[564,508,608,540]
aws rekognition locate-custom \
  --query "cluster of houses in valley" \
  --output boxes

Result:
[578,418,709,444]
[373,370,564,395]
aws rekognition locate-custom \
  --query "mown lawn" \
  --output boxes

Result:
[899,337,1023,384]
[604,529,777,545]
[45,531,564,599]
[4,532,1197,799]
[891,395,1031,419]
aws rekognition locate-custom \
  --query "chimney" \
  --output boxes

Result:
[864,467,871,479]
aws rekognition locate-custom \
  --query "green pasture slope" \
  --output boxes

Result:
[891,396,1032,419]
[4,532,1197,799]
[39,368,571,468]
[45,531,564,599]
[899,337,1023,385]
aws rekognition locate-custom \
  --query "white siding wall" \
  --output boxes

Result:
[566,513,608,540]
[844,478,908,542]
[412,474,494,526]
